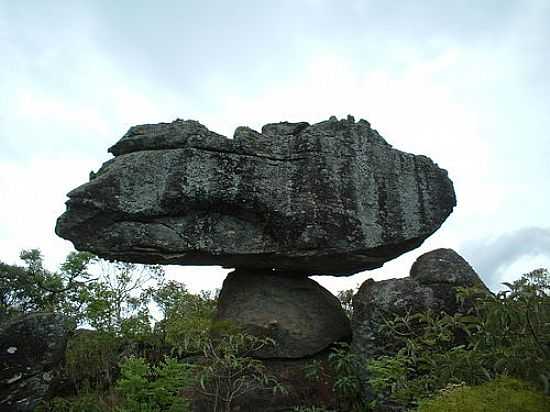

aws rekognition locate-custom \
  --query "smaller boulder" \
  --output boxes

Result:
[351,249,489,404]
[352,249,487,359]
[0,313,71,412]
[410,248,481,286]
[215,269,351,359]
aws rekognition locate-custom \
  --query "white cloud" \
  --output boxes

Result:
[0,156,91,268]
[1,1,549,296]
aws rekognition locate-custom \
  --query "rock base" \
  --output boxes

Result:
[215,268,351,359]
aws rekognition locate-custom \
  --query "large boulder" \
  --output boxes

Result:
[56,116,456,276]
[352,248,487,359]
[215,268,351,358]
[0,313,70,412]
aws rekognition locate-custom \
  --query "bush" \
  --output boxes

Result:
[366,268,550,409]
[195,332,286,412]
[303,343,366,411]
[64,330,122,392]
[417,376,550,412]
[116,356,192,412]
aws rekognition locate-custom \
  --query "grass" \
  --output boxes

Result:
[416,376,550,412]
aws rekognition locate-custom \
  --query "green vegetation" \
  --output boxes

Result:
[417,377,550,412]
[115,357,192,412]
[2,250,550,411]
[195,333,287,411]
[304,343,366,411]
[366,268,550,410]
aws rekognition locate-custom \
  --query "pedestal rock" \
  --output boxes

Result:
[215,268,351,359]
[55,116,456,276]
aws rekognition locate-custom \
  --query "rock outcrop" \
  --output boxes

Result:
[0,313,70,412]
[215,269,351,358]
[351,249,488,404]
[352,249,487,360]
[56,116,456,276]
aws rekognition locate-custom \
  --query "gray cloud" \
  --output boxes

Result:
[4,0,530,99]
[1,0,550,293]
[461,227,550,289]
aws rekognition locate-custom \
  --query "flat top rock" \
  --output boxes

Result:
[56,116,456,276]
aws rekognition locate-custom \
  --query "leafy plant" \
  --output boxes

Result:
[195,332,286,412]
[366,268,550,408]
[83,260,164,336]
[64,330,122,392]
[116,356,192,412]
[0,249,95,321]
[303,343,367,411]
[152,281,218,356]
[36,392,114,412]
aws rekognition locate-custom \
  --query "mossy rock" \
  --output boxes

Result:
[417,377,550,412]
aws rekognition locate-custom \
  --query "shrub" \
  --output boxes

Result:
[303,343,367,411]
[116,356,192,412]
[366,268,550,409]
[64,330,122,392]
[36,393,113,412]
[195,333,286,412]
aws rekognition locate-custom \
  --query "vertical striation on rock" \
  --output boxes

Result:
[55,116,456,276]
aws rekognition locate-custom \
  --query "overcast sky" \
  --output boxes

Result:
[1,0,549,293]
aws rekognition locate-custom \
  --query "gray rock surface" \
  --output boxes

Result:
[56,116,456,276]
[215,268,351,358]
[0,313,70,412]
[352,248,487,359]
[351,249,488,404]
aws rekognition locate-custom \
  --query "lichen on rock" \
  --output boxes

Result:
[56,116,456,276]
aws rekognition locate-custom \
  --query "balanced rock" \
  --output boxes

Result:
[56,116,456,276]
[215,269,351,358]
[352,248,487,359]
[0,313,70,412]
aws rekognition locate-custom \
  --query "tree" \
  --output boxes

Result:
[83,260,165,336]
[0,248,166,336]
[0,249,95,321]
[150,280,218,355]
